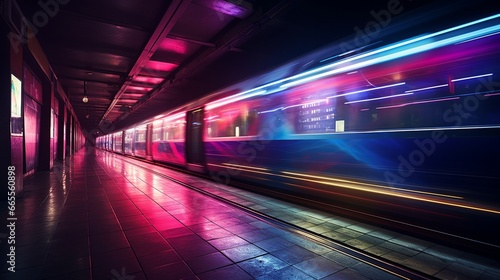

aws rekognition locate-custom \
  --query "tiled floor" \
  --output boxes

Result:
[1,148,499,280]
[118,152,500,280]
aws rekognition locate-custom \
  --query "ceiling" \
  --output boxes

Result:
[15,0,498,136]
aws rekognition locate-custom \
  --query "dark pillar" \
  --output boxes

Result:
[1,18,24,199]
[38,77,53,171]
[57,103,66,160]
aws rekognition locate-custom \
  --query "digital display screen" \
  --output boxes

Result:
[11,74,23,135]
[11,74,21,118]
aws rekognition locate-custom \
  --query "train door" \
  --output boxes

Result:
[146,123,153,160]
[186,108,205,172]
[23,66,43,176]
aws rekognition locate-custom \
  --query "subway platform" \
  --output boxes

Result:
[1,148,499,280]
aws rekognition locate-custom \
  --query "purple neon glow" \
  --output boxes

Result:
[484,92,500,97]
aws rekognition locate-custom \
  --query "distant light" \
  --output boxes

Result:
[82,96,88,103]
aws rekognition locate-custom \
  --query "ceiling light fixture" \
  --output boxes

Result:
[82,81,89,103]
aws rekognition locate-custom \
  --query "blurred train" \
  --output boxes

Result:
[97,14,500,251]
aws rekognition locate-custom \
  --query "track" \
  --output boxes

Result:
[111,152,436,280]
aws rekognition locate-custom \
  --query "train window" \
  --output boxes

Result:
[152,127,161,142]
[205,99,262,138]
[135,128,146,142]
[162,117,185,140]
[152,120,162,142]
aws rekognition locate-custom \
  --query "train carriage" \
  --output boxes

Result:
[151,112,187,166]
[123,128,134,155]
[112,131,123,154]
[132,124,148,158]
[96,14,500,249]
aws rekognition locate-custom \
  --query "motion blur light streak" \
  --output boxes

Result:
[206,15,500,112]
[376,97,460,110]
[484,92,500,97]
[213,162,474,205]
[451,73,492,82]
[319,41,380,63]
[456,30,500,44]
[221,162,269,171]
[328,82,406,99]
[281,171,462,199]
[163,112,186,122]
[405,84,448,93]
[207,163,274,176]
[344,92,414,104]
[279,172,500,215]
[278,15,500,90]
[206,89,267,110]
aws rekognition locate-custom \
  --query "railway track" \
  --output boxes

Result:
[111,152,436,280]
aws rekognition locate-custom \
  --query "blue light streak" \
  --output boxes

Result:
[451,73,492,82]
[345,92,413,104]
[205,14,500,111]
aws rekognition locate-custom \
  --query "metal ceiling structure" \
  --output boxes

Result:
[15,0,496,136]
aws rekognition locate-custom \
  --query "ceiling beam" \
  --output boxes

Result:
[99,0,192,126]
[45,40,139,59]
[54,64,126,77]
[121,0,295,121]
[60,9,152,32]
[166,34,216,47]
